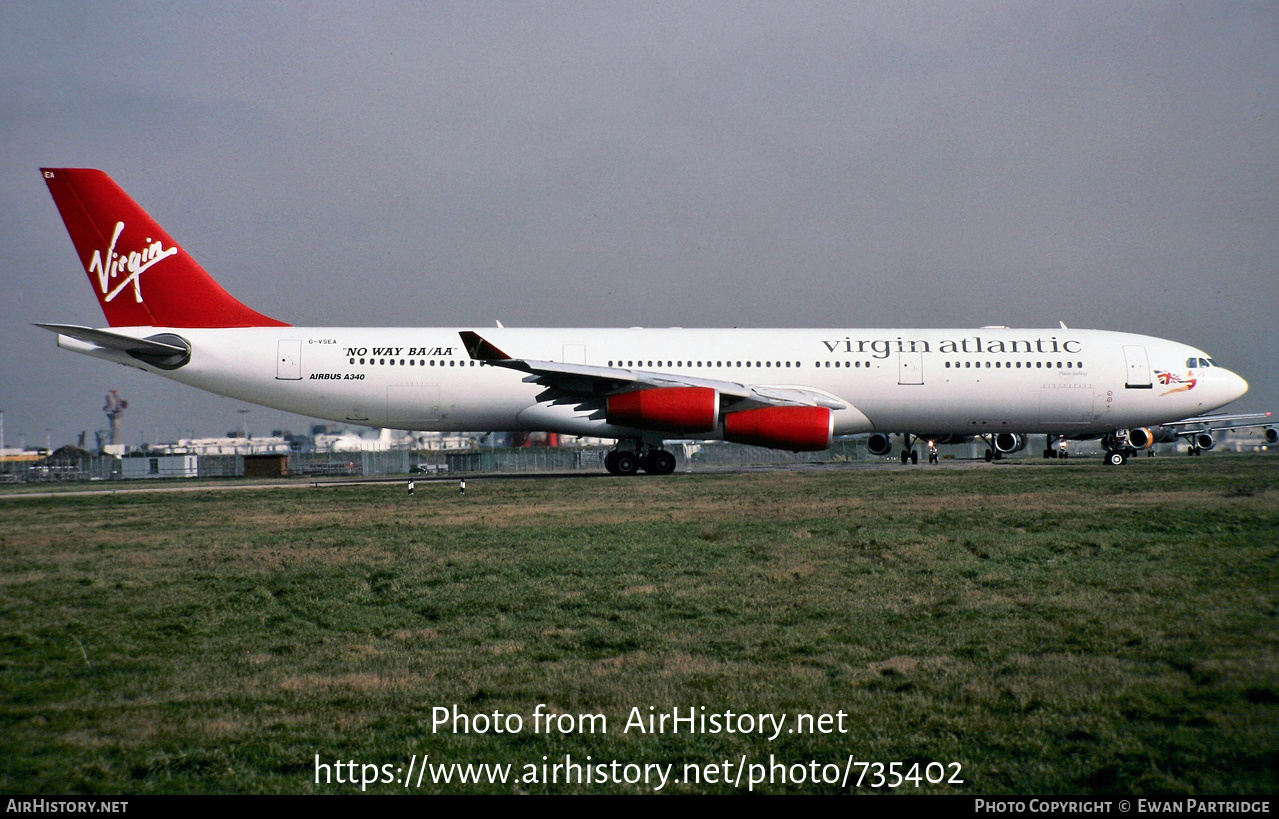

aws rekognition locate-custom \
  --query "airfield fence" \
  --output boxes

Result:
[0,440,874,483]
[1,454,120,482]
[3,438,1247,484]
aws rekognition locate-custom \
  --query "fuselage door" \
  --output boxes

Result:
[898,351,923,385]
[276,339,302,380]
[1123,345,1152,389]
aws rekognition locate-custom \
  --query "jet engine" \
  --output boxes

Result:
[1192,432,1215,451]
[1127,427,1156,450]
[724,406,833,452]
[606,387,719,433]
[867,433,893,457]
[1125,427,1174,449]
[993,432,1026,453]
[1264,427,1278,444]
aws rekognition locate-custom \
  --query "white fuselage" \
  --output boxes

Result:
[61,325,1248,441]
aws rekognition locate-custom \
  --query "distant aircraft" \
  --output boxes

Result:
[38,168,1264,473]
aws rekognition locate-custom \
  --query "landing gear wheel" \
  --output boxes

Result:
[642,450,677,475]
[984,449,994,462]
[604,450,620,475]
[910,450,919,465]
[1105,451,1127,466]
[613,451,640,475]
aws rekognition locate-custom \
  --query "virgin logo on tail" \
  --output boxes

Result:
[88,221,178,304]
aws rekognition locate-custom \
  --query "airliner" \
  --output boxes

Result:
[38,168,1263,473]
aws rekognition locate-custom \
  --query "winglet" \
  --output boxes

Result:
[459,331,512,361]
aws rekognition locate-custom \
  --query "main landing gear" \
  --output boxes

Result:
[898,433,919,464]
[605,446,677,476]
[980,434,1003,463]
[1043,435,1069,459]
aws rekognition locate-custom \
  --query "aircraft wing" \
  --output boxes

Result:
[1161,411,1273,434]
[459,331,847,412]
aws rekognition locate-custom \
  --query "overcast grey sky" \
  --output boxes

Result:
[2,1,1275,448]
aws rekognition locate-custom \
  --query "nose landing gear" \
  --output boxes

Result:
[1105,450,1128,466]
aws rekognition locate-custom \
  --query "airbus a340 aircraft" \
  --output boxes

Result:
[38,168,1268,473]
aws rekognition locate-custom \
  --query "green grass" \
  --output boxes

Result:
[1,456,1277,794]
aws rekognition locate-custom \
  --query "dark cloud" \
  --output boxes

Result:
[2,1,1275,447]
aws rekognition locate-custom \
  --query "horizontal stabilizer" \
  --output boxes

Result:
[36,323,185,355]
[36,323,191,370]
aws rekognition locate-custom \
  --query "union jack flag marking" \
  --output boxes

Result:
[1155,371,1197,391]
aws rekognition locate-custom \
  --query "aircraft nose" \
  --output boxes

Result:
[1226,370,1249,403]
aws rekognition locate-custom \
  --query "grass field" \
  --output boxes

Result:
[2,456,1276,794]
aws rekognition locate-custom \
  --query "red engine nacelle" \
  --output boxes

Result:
[723,406,833,452]
[606,387,719,433]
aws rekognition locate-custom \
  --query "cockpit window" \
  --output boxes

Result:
[1186,357,1217,368]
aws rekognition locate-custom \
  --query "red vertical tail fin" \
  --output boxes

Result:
[41,168,288,328]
